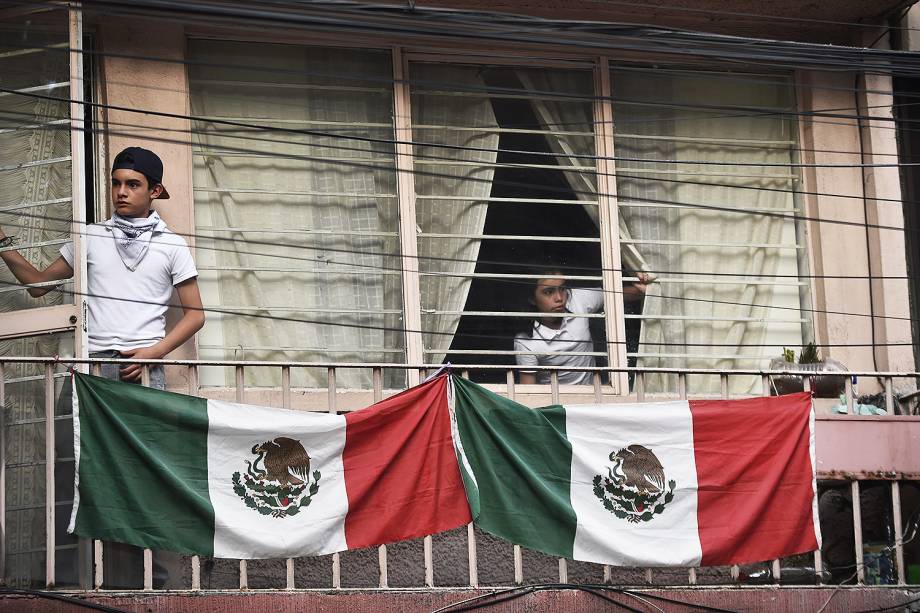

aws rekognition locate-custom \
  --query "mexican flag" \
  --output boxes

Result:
[70,372,819,565]
[450,376,820,567]
[68,372,470,558]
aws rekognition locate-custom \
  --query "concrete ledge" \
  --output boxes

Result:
[0,586,917,612]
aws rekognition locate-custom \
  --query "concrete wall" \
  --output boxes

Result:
[95,18,196,372]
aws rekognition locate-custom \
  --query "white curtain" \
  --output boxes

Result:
[0,25,74,587]
[613,71,804,394]
[516,70,650,275]
[189,42,401,388]
[412,65,499,364]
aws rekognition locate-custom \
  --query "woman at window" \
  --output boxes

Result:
[514,266,652,385]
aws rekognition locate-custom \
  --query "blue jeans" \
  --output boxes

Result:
[89,350,165,390]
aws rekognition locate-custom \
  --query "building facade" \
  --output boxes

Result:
[0,0,919,607]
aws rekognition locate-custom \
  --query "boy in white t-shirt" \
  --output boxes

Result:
[1,147,204,588]
[0,147,204,388]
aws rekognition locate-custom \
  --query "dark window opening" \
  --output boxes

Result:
[444,80,603,384]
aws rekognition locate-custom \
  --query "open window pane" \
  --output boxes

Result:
[611,68,808,393]
[410,63,605,383]
[188,41,402,389]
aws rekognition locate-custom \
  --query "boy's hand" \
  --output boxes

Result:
[119,346,164,382]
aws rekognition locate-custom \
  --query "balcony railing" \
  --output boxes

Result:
[1,357,918,591]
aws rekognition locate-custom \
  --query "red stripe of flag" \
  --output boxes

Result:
[342,375,471,549]
[690,392,818,566]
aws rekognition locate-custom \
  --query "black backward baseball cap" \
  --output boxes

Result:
[111,147,170,199]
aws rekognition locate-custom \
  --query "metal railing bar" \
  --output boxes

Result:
[0,42,68,59]
[677,374,696,586]
[852,480,865,584]
[845,377,855,415]
[631,353,799,361]
[193,187,396,198]
[0,279,71,295]
[7,413,75,427]
[414,159,595,172]
[89,364,103,589]
[197,227,398,238]
[416,195,597,205]
[0,238,70,254]
[412,88,594,105]
[0,81,68,100]
[44,364,55,588]
[613,167,797,180]
[200,345,404,354]
[614,132,795,147]
[616,200,799,214]
[621,239,803,250]
[625,277,807,286]
[371,367,388,589]
[628,314,807,323]
[412,123,592,137]
[191,80,391,94]
[328,367,341,589]
[280,365,294,590]
[195,306,404,315]
[0,155,72,174]
[6,357,920,379]
[0,118,69,137]
[424,311,604,318]
[761,373,782,585]
[0,196,71,212]
[235,366,248,590]
[140,367,154,591]
[892,481,906,585]
[418,233,600,243]
[884,377,895,415]
[419,272,601,281]
[437,350,605,357]
[197,267,402,276]
[458,370,478,588]
[505,370,524,586]
[188,365,201,592]
[550,371,568,584]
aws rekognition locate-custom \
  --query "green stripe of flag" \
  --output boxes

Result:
[452,376,576,559]
[70,373,215,556]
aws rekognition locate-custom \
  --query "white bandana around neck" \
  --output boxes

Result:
[107,210,165,271]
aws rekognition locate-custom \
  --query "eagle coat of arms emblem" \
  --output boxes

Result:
[232,437,321,518]
[592,444,676,523]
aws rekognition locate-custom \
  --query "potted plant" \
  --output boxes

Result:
[769,342,846,398]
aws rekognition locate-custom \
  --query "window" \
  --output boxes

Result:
[187,40,809,393]
[611,68,808,393]
[410,63,606,384]
[188,41,402,389]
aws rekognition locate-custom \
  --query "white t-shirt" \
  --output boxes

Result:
[60,219,198,352]
[514,287,604,385]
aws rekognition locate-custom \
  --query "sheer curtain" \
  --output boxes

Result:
[612,70,804,393]
[412,64,499,364]
[516,70,649,275]
[189,41,401,388]
[0,20,74,587]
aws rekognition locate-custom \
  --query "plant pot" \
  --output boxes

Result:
[768,358,847,398]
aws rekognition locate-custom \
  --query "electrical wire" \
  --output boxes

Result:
[10,0,920,82]
[4,83,920,226]
[0,588,131,612]
[5,96,920,241]
[4,209,920,336]
[1,277,916,352]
